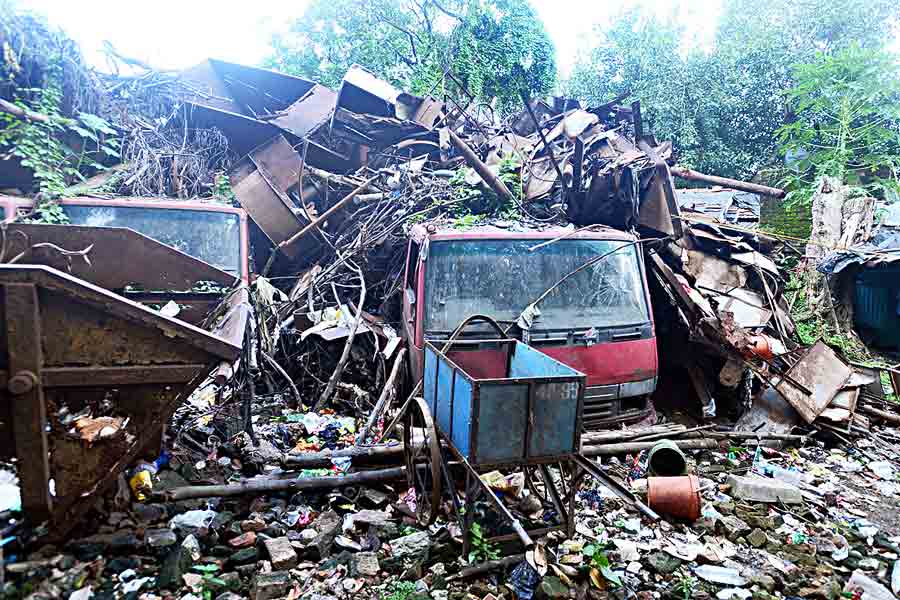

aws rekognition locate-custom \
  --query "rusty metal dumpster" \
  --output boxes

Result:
[0,264,241,532]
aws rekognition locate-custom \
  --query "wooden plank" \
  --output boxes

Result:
[4,283,52,521]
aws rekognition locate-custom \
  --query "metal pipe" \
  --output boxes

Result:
[278,176,379,252]
[447,129,514,202]
[158,467,406,501]
[463,455,533,548]
[581,438,718,456]
[519,91,568,198]
[670,166,785,198]
[574,454,659,520]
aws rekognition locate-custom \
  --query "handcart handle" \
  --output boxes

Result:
[447,314,511,345]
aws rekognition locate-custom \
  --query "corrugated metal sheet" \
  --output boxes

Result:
[854,267,900,348]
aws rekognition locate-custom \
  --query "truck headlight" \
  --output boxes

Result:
[619,377,657,397]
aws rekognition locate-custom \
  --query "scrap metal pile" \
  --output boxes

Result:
[157,59,801,427]
[7,29,900,600]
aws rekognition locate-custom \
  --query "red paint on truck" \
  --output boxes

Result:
[402,223,658,429]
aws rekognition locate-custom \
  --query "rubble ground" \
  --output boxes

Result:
[11,406,900,600]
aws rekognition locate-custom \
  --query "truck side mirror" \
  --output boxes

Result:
[405,287,416,305]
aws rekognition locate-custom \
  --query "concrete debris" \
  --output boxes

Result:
[726,475,804,504]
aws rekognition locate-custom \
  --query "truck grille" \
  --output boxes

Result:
[582,383,652,430]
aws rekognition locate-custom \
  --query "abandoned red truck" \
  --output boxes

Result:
[0,195,251,325]
[401,223,658,429]
[0,196,250,282]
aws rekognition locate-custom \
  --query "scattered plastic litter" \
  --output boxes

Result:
[694,565,748,586]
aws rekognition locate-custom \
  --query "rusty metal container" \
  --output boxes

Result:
[647,439,688,476]
[0,264,243,537]
[647,475,701,521]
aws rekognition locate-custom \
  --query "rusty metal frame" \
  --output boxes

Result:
[0,265,241,534]
[5,283,52,522]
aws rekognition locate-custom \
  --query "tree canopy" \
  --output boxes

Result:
[564,0,900,184]
[265,0,556,115]
[776,44,900,205]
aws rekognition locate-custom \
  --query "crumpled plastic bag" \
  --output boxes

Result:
[509,560,542,600]
[170,509,217,534]
[481,471,525,496]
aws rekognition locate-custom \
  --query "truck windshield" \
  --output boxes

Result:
[62,205,241,274]
[424,238,649,333]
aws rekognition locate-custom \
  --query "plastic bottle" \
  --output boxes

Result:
[759,462,813,486]
[128,462,157,502]
[128,453,169,502]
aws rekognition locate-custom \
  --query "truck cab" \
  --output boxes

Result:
[402,223,657,429]
[0,196,250,280]
[0,196,251,325]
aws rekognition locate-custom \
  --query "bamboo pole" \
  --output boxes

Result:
[356,348,406,445]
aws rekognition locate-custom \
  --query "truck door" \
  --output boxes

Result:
[401,239,425,380]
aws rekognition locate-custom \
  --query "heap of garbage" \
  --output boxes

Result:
[4,18,900,600]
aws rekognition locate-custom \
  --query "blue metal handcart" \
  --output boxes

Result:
[402,315,656,555]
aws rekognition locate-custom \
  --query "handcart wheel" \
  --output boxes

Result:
[403,397,442,527]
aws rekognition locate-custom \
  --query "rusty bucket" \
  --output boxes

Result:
[647,475,701,521]
[647,440,688,476]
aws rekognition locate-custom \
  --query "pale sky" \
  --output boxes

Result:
[17,0,724,78]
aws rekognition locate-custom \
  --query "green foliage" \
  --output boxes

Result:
[382,580,418,600]
[265,0,555,115]
[787,270,875,363]
[776,44,900,207]
[448,0,556,114]
[0,55,69,198]
[26,202,69,224]
[674,571,697,600]
[192,564,227,600]
[582,543,621,587]
[467,521,500,563]
[450,212,485,229]
[564,0,900,181]
[0,50,119,199]
[214,172,237,205]
[879,371,898,403]
[266,0,420,89]
[447,156,522,223]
